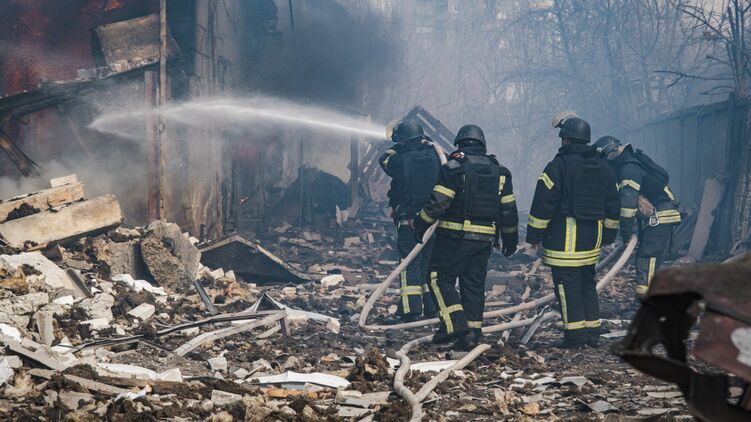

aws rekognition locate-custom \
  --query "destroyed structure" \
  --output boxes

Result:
[0,1,750,421]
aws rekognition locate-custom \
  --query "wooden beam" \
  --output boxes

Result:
[0,126,41,177]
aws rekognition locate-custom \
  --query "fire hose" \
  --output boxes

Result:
[359,237,636,332]
[361,141,639,419]
[388,236,637,420]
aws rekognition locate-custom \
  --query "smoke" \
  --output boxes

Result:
[240,0,399,110]
[89,96,388,141]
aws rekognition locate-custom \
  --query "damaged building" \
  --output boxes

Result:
[0,0,750,421]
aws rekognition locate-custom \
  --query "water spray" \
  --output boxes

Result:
[89,96,388,141]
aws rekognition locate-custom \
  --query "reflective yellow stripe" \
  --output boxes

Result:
[647,257,656,286]
[382,150,397,167]
[430,271,453,334]
[664,186,675,201]
[528,215,550,229]
[619,180,641,191]
[637,284,649,295]
[539,173,554,190]
[418,210,435,224]
[422,284,430,293]
[620,208,637,218]
[501,226,518,234]
[501,194,516,204]
[656,210,680,217]
[656,210,681,224]
[438,220,495,235]
[498,175,506,195]
[463,221,496,235]
[446,304,463,314]
[585,320,601,328]
[595,220,602,249]
[543,254,600,267]
[543,248,601,259]
[564,217,576,253]
[439,221,464,231]
[400,286,423,296]
[558,284,568,325]
[433,185,456,198]
[468,321,482,328]
[604,218,619,229]
[565,320,587,330]
[401,270,410,313]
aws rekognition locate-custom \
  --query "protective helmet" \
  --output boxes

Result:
[390,121,424,142]
[557,117,591,143]
[454,124,486,146]
[551,111,578,128]
[594,136,622,158]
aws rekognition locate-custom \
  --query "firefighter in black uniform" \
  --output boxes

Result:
[379,121,440,322]
[593,136,681,296]
[414,124,519,350]
[527,116,620,349]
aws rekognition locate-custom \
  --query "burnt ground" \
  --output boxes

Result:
[0,210,702,421]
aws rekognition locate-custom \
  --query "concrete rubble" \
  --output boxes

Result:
[0,176,696,420]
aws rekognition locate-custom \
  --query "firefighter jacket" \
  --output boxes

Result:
[526,143,620,267]
[379,139,442,220]
[415,145,519,245]
[611,146,681,238]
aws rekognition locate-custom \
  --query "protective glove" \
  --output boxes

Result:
[502,242,517,257]
[413,218,429,244]
[602,230,616,246]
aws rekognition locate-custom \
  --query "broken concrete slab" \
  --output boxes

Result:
[1,336,67,371]
[35,310,54,347]
[0,182,85,223]
[211,390,243,406]
[78,293,115,321]
[208,356,228,372]
[1,252,83,296]
[82,318,109,330]
[126,303,155,320]
[199,235,311,284]
[111,274,166,296]
[0,195,124,249]
[94,239,148,280]
[49,174,78,188]
[140,220,201,288]
[320,274,345,288]
[96,363,183,382]
[253,371,350,389]
[0,359,13,386]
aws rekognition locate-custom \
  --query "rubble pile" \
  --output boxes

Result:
[0,176,690,420]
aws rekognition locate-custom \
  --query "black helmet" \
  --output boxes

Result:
[454,124,486,146]
[557,117,591,143]
[391,121,424,142]
[594,136,622,158]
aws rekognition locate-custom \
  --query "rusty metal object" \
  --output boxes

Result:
[614,255,751,421]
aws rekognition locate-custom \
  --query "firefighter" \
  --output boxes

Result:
[378,121,440,322]
[593,136,681,296]
[413,124,519,350]
[527,115,620,349]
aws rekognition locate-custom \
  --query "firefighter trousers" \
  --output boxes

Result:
[635,223,673,295]
[396,223,436,318]
[427,235,492,337]
[551,265,600,346]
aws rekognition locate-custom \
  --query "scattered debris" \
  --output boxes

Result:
[199,235,310,284]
